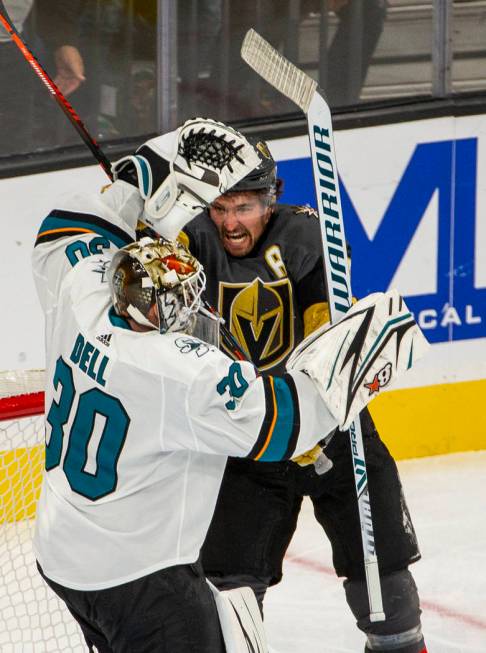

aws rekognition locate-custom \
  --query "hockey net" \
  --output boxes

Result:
[0,370,84,652]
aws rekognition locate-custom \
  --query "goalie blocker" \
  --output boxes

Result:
[286,289,429,430]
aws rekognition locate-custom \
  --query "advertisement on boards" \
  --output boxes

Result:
[274,117,485,347]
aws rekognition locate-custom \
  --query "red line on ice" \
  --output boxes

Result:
[420,599,486,631]
[286,555,486,631]
[285,553,335,576]
[285,553,336,577]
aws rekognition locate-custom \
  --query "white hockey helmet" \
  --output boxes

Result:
[108,237,206,334]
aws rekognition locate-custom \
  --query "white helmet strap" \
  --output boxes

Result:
[126,304,157,330]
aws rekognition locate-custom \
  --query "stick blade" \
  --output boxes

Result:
[241,28,317,113]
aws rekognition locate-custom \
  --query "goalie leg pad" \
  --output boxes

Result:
[207,581,269,653]
[365,641,427,653]
[286,290,430,430]
[207,573,272,614]
[344,569,424,650]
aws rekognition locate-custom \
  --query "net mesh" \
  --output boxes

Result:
[0,370,84,652]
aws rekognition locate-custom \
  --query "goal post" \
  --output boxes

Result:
[1,370,44,524]
[0,369,84,652]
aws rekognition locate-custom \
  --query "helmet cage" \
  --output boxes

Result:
[154,264,206,334]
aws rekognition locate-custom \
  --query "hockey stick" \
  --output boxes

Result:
[241,29,385,621]
[0,0,113,179]
[0,0,248,362]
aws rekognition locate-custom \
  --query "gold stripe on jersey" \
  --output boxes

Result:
[254,376,278,460]
[247,374,300,462]
[35,210,132,248]
[37,227,95,239]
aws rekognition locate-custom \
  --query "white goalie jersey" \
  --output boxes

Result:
[31,181,339,591]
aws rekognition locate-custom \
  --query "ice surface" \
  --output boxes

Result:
[2,451,484,652]
[265,451,486,653]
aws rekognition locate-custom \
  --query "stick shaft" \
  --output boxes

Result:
[241,28,385,621]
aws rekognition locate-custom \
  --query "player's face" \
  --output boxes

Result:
[209,192,272,257]
[127,302,159,332]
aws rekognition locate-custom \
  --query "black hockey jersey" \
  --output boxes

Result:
[184,204,327,374]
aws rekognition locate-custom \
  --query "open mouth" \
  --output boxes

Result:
[224,232,248,242]
[221,228,252,256]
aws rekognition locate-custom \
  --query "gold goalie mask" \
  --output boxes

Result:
[108,237,206,334]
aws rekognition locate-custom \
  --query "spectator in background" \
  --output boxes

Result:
[34,0,85,97]
[324,0,387,105]
[196,0,387,122]
[0,0,85,156]
[1,0,158,155]
[67,0,157,140]
[198,1,287,121]
[178,0,223,121]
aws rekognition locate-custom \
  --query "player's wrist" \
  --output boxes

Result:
[101,180,145,228]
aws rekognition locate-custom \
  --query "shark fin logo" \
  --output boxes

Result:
[338,305,417,424]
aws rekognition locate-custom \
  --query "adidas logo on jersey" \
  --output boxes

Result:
[96,333,112,347]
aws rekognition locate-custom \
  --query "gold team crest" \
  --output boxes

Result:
[218,278,294,371]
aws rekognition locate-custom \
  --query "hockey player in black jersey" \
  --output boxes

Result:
[182,138,429,653]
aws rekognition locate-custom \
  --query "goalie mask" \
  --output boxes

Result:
[108,237,206,334]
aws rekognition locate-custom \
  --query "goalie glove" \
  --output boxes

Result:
[111,118,261,239]
[286,289,430,431]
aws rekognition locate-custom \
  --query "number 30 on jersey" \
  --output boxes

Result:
[216,362,249,410]
[45,358,130,501]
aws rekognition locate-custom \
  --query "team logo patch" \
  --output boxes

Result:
[295,205,318,219]
[219,277,294,370]
[93,259,110,283]
[363,362,392,395]
[256,140,272,159]
[175,337,211,357]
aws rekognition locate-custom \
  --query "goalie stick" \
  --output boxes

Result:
[0,0,248,364]
[241,28,385,622]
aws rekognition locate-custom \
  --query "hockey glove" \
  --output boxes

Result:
[111,118,261,239]
[292,444,333,474]
[286,289,430,431]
